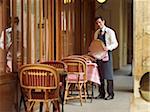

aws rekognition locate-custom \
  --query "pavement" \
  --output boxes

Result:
[64,64,133,112]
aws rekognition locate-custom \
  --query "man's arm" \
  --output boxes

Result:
[105,29,118,51]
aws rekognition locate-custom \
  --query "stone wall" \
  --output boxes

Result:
[133,0,150,97]
[131,0,150,111]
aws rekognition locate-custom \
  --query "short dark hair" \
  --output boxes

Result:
[14,17,19,24]
[8,16,19,25]
[95,16,104,21]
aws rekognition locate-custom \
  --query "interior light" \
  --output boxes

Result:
[64,0,71,4]
[97,0,107,3]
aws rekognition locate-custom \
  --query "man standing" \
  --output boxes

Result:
[0,17,19,72]
[94,16,118,100]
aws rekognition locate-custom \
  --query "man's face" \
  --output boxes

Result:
[96,18,105,29]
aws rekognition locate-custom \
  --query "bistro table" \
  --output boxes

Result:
[86,62,100,102]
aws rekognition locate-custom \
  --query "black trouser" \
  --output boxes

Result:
[107,80,114,96]
[99,77,114,97]
[97,60,114,97]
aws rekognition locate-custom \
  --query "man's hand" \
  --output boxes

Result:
[103,46,108,51]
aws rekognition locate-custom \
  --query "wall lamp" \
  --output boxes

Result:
[97,0,107,4]
[64,0,71,4]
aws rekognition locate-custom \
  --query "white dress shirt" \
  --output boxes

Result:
[94,26,118,51]
[0,27,12,50]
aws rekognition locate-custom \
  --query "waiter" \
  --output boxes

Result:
[94,16,118,100]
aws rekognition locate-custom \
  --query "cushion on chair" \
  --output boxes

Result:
[67,73,84,82]
[30,90,59,100]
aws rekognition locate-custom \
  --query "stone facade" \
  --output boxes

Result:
[132,0,150,111]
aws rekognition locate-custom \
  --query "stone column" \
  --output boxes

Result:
[131,0,150,111]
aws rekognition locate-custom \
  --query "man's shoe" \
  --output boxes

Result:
[95,94,105,99]
[104,95,114,100]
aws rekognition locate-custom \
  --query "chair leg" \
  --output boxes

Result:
[19,95,23,111]
[83,83,87,102]
[53,100,60,112]
[45,102,49,112]
[64,82,69,104]
[91,82,94,103]
[78,83,83,106]
[39,102,43,112]
[26,101,35,112]
[19,94,27,111]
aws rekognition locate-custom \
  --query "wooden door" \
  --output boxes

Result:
[14,0,61,65]
[60,0,80,57]
[60,0,95,57]
[81,0,95,54]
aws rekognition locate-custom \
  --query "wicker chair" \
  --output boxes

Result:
[19,64,60,112]
[62,58,87,106]
[41,61,67,112]
[41,61,67,73]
